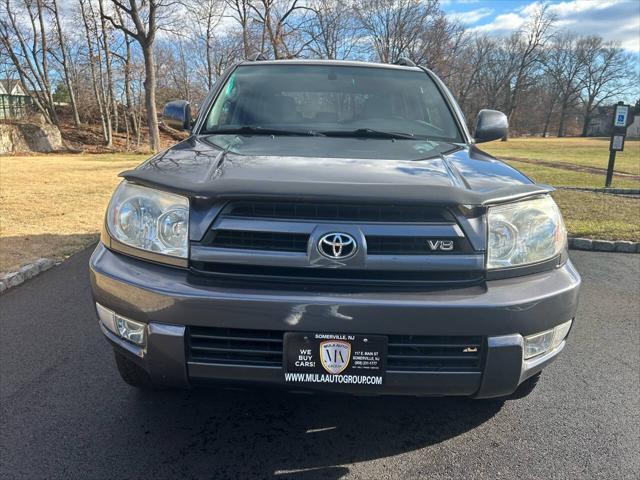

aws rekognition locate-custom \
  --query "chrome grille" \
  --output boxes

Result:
[192,200,483,287]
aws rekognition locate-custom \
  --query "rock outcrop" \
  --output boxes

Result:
[0,121,63,154]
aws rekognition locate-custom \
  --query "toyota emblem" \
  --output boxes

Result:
[317,233,358,260]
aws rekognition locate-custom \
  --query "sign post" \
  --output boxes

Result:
[605,102,631,187]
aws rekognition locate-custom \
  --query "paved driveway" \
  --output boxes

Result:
[1,248,638,479]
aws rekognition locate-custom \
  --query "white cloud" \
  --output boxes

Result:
[448,7,494,25]
[441,0,481,4]
[468,0,640,51]
[469,12,526,33]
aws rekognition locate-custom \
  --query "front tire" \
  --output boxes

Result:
[114,350,155,389]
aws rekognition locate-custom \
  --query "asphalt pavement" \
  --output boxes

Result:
[1,247,638,480]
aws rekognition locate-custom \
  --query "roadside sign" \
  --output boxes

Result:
[605,101,631,187]
[610,135,625,152]
[614,105,629,127]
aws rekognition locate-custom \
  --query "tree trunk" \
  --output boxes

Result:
[142,44,160,153]
[51,0,81,126]
[581,113,591,137]
[123,36,138,137]
[557,103,567,137]
[36,0,58,124]
[98,0,118,134]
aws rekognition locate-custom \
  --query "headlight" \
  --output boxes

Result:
[487,195,566,269]
[106,181,189,258]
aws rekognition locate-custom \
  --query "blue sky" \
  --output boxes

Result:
[441,0,640,51]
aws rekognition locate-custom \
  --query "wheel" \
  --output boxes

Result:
[509,372,541,399]
[113,350,154,389]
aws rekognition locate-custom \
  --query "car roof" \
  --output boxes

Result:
[238,59,422,72]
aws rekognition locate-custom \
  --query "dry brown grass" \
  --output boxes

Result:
[0,153,145,273]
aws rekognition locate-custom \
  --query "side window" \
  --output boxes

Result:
[206,73,238,129]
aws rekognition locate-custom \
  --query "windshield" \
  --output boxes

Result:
[203,64,463,142]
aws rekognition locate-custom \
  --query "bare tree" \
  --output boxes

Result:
[249,0,314,59]
[183,0,225,89]
[79,0,111,144]
[0,0,58,123]
[101,0,174,152]
[225,0,252,58]
[306,0,361,60]
[544,34,589,137]
[48,0,81,126]
[98,0,119,135]
[354,0,440,63]
[579,37,633,136]
[503,4,555,125]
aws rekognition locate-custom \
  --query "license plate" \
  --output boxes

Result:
[284,333,387,386]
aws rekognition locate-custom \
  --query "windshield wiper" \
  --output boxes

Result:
[319,128,418,140]
[206,126,324,136]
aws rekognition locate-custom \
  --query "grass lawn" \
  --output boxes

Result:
[506,160,640,189]
[481,136,640,177]
[0,153,145,273]
[482,137,639,241]
[552,190,639,242]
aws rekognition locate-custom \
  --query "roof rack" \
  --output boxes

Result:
[248,53,267,61]
[393,57,416,67]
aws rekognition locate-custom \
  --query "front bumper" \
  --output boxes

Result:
[90,244,581,398]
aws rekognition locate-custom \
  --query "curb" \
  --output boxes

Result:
[568,238,639,253]
[0,258,56,293]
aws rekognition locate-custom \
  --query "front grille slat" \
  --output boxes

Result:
[190,334,283,344]
[209,230,309,252]
[367,236,464,255]
[225,201,451,223]
[191,346,283,356]
[187,327,484,373]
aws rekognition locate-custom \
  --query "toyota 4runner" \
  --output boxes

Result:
[90,59,580,398]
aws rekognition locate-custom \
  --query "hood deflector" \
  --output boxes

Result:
[119,136,553,207]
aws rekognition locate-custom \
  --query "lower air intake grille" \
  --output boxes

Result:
[187,327,484,373]
[188,327,283,367]
[387,335,483,372]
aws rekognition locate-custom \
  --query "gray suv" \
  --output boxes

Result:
[90,60,580,398]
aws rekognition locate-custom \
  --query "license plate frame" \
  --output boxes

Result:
[283,332,387,386]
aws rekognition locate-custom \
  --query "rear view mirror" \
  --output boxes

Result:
[162,100,192,131]
[474,109,508,143]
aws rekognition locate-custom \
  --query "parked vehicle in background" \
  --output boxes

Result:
[91,59,580,398]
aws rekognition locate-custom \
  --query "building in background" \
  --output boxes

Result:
[585,106,614,137]
[0,79,32,120]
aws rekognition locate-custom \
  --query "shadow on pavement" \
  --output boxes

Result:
[123,385,504,478]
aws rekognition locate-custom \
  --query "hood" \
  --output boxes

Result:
[121,135,552,206]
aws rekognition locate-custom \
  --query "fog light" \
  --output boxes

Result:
[551,319,572,350]
[524,319,573,359]
[95,303,146,346]
[116,317,146,345]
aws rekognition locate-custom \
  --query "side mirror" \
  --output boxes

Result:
[162,100,192,131]
[474,109,508,143]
